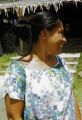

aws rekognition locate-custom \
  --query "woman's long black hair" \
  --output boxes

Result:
[14,11,61,56]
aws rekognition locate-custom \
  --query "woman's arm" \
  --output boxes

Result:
[73,91,81,120]
[4,60,26,120]
[5,94,25,120]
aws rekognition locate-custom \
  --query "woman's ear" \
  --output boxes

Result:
[40,30,46,40]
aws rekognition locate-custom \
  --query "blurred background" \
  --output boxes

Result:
[0,0,82,119]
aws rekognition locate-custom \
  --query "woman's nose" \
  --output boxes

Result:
[62,36,66,43]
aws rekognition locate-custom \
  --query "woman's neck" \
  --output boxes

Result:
[32,46,50,62]
[31,47,57,67]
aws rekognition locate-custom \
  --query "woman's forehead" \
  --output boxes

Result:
[56,22,64,31]
[52,22,64,33]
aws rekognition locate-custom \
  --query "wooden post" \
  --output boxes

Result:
[19,38,24,53]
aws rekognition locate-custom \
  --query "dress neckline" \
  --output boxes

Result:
[22,55,60,71]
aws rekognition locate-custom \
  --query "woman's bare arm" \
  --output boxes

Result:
[73,91,81,120]
[5,94,25,120]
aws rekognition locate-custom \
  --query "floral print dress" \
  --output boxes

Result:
[4,56,76,120]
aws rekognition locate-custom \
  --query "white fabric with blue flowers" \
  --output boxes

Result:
[4,56,76,120]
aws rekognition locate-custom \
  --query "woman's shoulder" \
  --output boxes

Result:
[7,59,26,75]
[56,55,65,64]
[8,54,32,70]
[56,55,69,70]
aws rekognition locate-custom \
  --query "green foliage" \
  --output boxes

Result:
[73,53,82,101]
[0,53,18,72]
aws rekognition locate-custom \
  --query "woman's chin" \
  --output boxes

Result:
[56,48,62,55]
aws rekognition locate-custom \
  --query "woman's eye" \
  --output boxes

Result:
[60,31,64,35]
[59,32,64,37]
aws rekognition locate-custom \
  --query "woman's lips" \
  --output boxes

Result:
[60,44,64,48]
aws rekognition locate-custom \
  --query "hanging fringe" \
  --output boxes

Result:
[0,0,82,17]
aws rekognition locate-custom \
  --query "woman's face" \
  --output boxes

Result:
[44,22,66,55]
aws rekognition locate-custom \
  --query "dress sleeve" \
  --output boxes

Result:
[3,60,26,100]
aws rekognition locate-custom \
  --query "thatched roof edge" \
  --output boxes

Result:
[0,0,82,14]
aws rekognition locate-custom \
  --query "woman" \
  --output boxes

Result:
[4,11,81,120]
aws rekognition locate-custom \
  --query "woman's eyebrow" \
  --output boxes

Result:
[59,29,64,33]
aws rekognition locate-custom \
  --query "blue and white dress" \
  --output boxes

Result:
[4,56,76,120]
